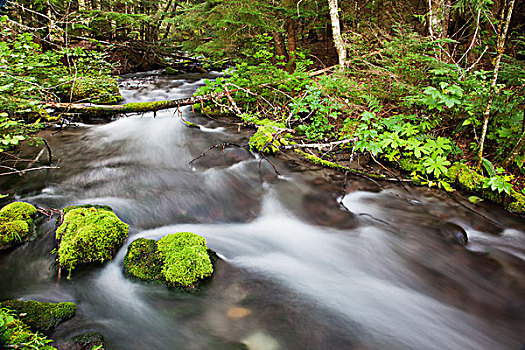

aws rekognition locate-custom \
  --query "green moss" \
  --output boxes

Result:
[447,163,525,213]
[0,300,76,334]
[507,191,525,213]
[56,207,129,274]
[62,204,113,216]
[157,232,214,288]
[0,308,56,349]
[123,238,163,282]
[124,233,215,290]
[165,67,181,75]
[0,202,37,250]
[58,76,122,104]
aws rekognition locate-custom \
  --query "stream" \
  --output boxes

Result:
[0,70,524,350]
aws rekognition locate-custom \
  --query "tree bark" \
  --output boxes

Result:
[328,0,346,68]
[477,0,516,169]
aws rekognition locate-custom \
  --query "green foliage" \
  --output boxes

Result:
[157,232,214,288]
[55,207,129,275]
[0,308,56,350]
[0,300,76,334]
[0,201,37,250]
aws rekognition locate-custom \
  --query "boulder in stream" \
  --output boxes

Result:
[0,300,76,334]
[124,232,216,291]
[0,201,37,250]
[56,205,129,275]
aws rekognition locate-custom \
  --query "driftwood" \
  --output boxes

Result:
[46,91,234,116]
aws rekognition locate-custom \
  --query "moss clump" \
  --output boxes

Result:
[0,300,76,334]
[0,202,37,250]
[165,67,181,75]
[123,238,163,282]
[58,76,122,104]
[56,206,129,274]
[158,232,214,287]
[0,308,56,349]
[124,232,215,290]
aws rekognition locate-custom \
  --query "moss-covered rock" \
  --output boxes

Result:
[58,76,122,105]
[62,204,114,216]
[0,300,76,334]
[123,238,163,282]
[124,232,215,290]
[0,202,37,250]
[158,232,214,287]
[0,308,56,349]
[56,206,129,275]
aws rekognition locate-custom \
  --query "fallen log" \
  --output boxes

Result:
[46,91,234,116]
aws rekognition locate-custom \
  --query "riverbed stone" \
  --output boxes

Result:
[55,331,105,350]
[0,300,76,334]
[0,201,37,250]
[124,232,216,291]
[56,205,129,275]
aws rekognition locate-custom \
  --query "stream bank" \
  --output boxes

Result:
[0,70,524,350]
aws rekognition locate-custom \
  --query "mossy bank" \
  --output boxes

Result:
[55,205,129,275]
[0,202,37,250]
[124,232,216,291]
[0,300,76,334]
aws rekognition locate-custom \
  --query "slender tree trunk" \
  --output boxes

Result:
[285,18,297,72]
[477,0,516,169]
[273,31,289,67]
[328,0,346,68]
[428,0,452,60]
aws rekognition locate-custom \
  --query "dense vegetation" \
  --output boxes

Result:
[0,0,524,211]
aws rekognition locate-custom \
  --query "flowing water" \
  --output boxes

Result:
[0,71,524,350]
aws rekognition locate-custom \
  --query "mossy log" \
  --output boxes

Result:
[46,91,233,117]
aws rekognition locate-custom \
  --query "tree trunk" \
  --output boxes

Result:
[477,0,516,169]
[46,91,235,116]
[428,0,452,60]
[273,31,289,67]
[285,18,297,72]
[328,0,346,68]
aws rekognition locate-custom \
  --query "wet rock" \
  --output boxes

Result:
[440,222,468,246]
[55,331,105,350]
[124,232,217,292]
[300,193,357,229]
[55,205,129,275]
[0,201,37,250]
[0,300,76,334]
[227,307,252,320]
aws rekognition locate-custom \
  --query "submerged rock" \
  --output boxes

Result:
[55,331,105,350]
[124,232,216,291]
[0,201,37,250]
[56,205,129,275]
[440,222,468,246]
[0,300,76,334]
